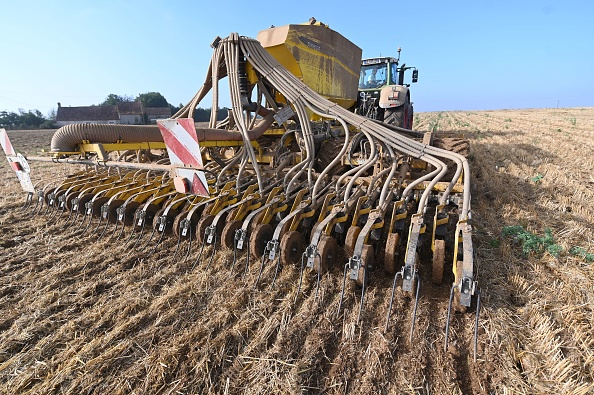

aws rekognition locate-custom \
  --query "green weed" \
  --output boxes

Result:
[569,246,594,263]
[501,226,562,257]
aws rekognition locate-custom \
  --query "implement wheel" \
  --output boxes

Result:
[172,210,189,237]
[355,244,374,287]
[280,230,305,266]
[196,214,215,243]
[250,223,273,258]
[221,220,242,249]
[314,234,338,273]
[384,233,400,275]
[432,239,446,284]
[249,211,266,233]
[345,226,361,256]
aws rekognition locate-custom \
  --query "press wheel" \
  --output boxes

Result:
[314,235,338,273]
[249,223,273,258]
[280,230,305,266]
[345,226,361,256]
[173,210,189,237]
[152,207,167,230]
[384,233,400,275]
[221,220,242,249]
[196,214,215,243]
[432,239,446,284]
[249,211,266,233]
[355,244,374,287]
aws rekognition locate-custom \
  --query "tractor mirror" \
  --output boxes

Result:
[412,69,418,83]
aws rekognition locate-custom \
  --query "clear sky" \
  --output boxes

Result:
[1,0,593,116]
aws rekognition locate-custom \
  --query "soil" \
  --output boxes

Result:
[1,109,593,394]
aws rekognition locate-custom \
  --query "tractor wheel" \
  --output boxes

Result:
[432,137,470,180]
[315,137,348,175]
[433,138,470,157]
[383,106,405,128]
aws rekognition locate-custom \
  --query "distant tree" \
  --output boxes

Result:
[0,111,19,128]
[47,108,57,121]
[0,109,48,129]
[99,94,134,106]
[18,109,45,128]
[137,92,169,108]
[169,103,183,116]
[192,107,228,122]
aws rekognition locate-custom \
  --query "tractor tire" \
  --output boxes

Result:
[315,137,348,175]
[432,138,470,157]
[383,106,405,128]
[383,103,413,129]
[432,137,470,180]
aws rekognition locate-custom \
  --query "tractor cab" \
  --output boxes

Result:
[358,57,399,90]
[356,50,418,128]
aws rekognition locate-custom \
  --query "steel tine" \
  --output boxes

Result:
[314,251,322,299]
[206,232,217,270]
[444,283,458,353]
[356,265,367,324]
[63,205,75,226]
[192,228,209,269]
[124,219,139,246]
[229,229,241,274]
[294,251,306,305]
[140,226,157,251]
[183,225,193,263]
[254,246,268,288]
[50,203,66,225]
[172,229,183,261]
[110,217,121,239]
[150,227,167,256]
[21,193,33,211]
[98,212,111,239]
[409,275,421,342]
[474,288,481,362]
[116,212,127,240]
[384,271,403,333]
[81,213,94,234]
[30,196,40,215]
[243,236,251,276]
[47,197,63,222]
[43,199,53,215]
[92,211,104,235]
[269,253,281,289]
[131,218,147,250]
[67,209,81,230]
[336,263,349,317]
[33,193,45,216]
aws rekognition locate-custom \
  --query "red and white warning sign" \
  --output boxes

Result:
[157,118,210,197]
[0,128,35,193]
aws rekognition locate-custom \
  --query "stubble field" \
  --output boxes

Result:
[0,108,593,394]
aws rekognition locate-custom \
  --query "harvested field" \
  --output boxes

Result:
[1,108,593,394]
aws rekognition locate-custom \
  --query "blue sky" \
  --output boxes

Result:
[1,0,592,115]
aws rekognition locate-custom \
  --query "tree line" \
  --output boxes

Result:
[0,92,227,129]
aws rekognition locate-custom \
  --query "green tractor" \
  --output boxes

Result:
[356,48,418,129]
